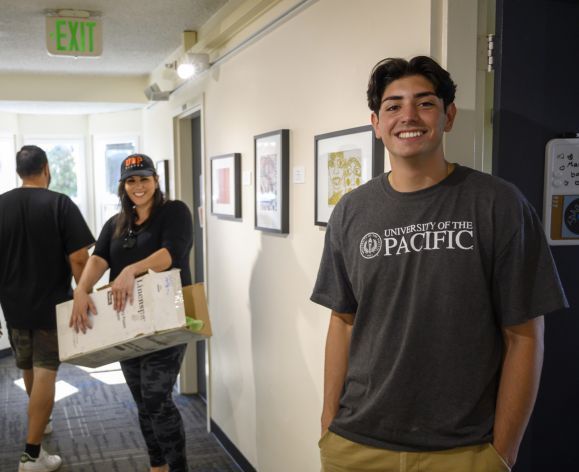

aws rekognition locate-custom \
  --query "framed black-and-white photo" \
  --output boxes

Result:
[254,129,289,233]
[210,153,241,218]
[156,159,170,196]
[315,125,384,226]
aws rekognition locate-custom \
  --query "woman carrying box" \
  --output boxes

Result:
[70,153,193,472]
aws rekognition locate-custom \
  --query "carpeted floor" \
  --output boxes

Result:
[0,354,241,471]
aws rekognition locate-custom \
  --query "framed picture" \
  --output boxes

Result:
[314,125,384,226]
[254,129,290,233]
[210,153,241,218]
[156,159,170,196]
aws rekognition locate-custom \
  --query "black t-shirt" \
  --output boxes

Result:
[93,200,193,286]
[311,164,568,451]
[0,188,95,329]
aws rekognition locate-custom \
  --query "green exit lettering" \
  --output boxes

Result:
[55,20,96,52]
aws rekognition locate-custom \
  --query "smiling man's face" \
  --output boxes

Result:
[371,74,456,163]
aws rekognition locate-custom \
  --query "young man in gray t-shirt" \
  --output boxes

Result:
[311,56,568,472]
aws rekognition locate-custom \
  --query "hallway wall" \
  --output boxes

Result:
[202,3,431,470]
[142,0,480,470]
[0,74,147,103]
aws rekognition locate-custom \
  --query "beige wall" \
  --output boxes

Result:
[2,110,142,139]
[206,2,429,469]
[142,101,178,197]
[0,112,18,133]
[19,114,89,138]
[140,1,482,470]
[19,110,144,141]
[89,109,143,135]
[0,74,147,103]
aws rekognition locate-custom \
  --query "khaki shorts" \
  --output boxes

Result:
[319,431,511,472]
[8,328,60,371]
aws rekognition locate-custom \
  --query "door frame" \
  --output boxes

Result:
[173,100,211,432]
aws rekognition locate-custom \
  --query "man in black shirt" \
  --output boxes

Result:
[0,145,95,471]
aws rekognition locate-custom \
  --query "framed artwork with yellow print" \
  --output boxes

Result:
[314,125,384,226]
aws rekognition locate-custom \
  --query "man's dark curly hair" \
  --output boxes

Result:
[367,56,457,114]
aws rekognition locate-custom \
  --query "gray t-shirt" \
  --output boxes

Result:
[311,164,568,451]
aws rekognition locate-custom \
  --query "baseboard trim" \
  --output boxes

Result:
[210,419,256,472]
[0,348,11,359]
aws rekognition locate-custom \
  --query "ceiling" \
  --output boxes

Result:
[0,0,229,113]
[0,0,228,75]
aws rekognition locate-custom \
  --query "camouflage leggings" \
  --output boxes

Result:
[121,344,188,471]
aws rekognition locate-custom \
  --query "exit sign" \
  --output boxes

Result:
[46,16,103,57]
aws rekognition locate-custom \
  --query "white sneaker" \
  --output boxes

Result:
[18,448,62,471]
[44,418,53,435]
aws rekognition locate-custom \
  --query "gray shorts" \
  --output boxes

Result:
[8,328,60,371]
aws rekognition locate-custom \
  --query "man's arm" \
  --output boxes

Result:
[321,310,354,435]
[68,246,91,284]
[493,316,545,467]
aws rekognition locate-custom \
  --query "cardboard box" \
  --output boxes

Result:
[56,270,211,368]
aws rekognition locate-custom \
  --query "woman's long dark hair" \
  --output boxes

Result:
[113,176,165,238]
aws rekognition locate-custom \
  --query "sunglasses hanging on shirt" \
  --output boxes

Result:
[123,229,137,250]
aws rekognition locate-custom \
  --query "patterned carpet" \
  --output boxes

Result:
[0,354,241,471]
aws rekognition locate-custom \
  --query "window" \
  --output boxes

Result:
[0,135,14,348]
[48,145,79,196]
[23,138,88,220]
[0,135,17,193]
[93,136,139,232]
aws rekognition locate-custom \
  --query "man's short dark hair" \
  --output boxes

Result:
[367,56,457,114]
[16,145,48,178]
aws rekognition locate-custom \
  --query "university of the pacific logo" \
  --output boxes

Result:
[360,232,382,259]
[359,220,475,258]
